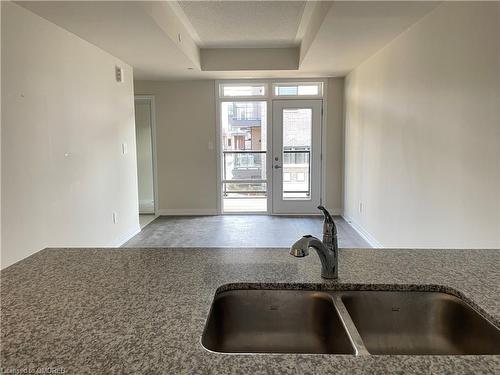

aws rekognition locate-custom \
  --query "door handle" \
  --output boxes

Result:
[274,165,282,169]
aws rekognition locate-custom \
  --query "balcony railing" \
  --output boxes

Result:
[222,149,311,199]
[223,150,265,180]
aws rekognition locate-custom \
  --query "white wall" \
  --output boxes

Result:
[134,80,218,214]
[343,2,500,248]
[134,99,155,213]
[135,79,345,214]
[324,77,344,213]
[1,3,140,268]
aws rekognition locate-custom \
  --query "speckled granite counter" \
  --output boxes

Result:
[1,248,499,374]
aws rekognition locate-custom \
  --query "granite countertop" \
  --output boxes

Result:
[1,247,499,374]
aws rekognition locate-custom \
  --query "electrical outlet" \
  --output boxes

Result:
[122,143,128,155]
[112,212,118,224]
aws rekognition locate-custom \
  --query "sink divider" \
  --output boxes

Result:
[331,295,370,356]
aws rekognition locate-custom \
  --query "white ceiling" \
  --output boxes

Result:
[178,1,306,48]
[17,1,441,80]
[17,1,197,80]
[301,1,440,76]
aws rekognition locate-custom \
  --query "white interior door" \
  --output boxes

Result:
[272,100,322,214]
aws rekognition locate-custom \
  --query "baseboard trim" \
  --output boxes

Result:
[112,225,141,247]
[139,199,155,213]
[158,208,218,216]
[158,208,342,216]
[272,208,344,216]
[342,214,383,248]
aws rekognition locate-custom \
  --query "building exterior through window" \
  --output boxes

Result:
[221,101,267,212]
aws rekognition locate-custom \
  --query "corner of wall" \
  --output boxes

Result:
[111,224,142,247]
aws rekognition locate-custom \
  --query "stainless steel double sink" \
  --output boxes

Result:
[201,286,500,355]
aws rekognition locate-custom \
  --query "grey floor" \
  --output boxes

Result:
[124,215,370,248]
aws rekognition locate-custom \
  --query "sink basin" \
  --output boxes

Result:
[202,285,500,355]
[201,289,356,354]
[340,291,500,355]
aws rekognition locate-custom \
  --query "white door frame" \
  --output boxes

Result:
[134,95,159,217]
[215,79,328,215]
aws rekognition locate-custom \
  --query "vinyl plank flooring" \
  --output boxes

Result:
[123,215,371,248]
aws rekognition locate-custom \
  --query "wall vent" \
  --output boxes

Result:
[115,66,123,83]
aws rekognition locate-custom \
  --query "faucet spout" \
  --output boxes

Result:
[290,235,337,279]
[289,206,339,279]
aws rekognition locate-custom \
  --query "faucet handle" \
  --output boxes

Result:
[317,205,337,239]
[317,205,334,224]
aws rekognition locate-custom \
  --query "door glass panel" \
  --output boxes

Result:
[223,152,265,181]
[221,101,267,212]
[282,108,311,200]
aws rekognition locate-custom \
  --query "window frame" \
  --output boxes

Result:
[219,83,268,99]
[215,78,328,215]
[272,82,323,98]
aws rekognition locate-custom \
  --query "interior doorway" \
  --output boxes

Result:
[134,96,158,228]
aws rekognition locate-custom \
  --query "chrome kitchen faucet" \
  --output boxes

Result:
[290,206,338,279]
